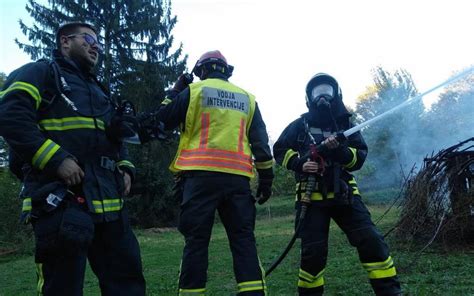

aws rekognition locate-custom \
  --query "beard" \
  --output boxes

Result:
[69,46,96,72]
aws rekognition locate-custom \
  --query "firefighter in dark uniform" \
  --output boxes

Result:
[273,73,402,296]
[0,22,145,295]
[155,50,274,295]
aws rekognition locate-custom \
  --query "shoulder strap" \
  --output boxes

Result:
[34,59,61,109]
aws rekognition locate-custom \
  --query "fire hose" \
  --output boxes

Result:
[264,66,474,277]
[265,142,327,277]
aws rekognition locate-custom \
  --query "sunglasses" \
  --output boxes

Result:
[66,33,102,51]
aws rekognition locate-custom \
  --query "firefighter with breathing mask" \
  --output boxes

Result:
[273,73,402,295]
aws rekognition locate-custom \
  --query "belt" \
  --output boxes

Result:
[100,156,116,171]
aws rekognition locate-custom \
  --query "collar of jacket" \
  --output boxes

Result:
[204,71,229,80]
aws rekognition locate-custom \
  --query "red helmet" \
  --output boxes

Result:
[195,50,228,67]
[192,50,233,79]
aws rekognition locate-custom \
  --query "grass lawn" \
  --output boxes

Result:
[1,196,473,295]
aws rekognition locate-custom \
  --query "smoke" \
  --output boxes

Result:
[354,68,474,190]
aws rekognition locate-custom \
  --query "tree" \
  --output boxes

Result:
[17,0,187,227]
[0,72,8,167]
[354,67,422,189]
[0,71,25,253]
[423,71,474,150]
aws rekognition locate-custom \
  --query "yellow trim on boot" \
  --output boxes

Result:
[178,288,206,295]
[298,268,325,288]
[362,256,398,279]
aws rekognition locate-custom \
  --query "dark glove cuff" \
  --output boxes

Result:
[288,156,301,172]
[334,145,352,163]
[119,166,135,183]
[165,89,180,99]
[290,153,310,173]
[257,167,274,180]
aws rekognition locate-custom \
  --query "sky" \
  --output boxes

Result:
[1,0,473,140]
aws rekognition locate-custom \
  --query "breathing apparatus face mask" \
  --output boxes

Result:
[310,84,334,108]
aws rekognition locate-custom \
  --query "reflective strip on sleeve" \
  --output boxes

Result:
[237,280,266,293]
[0,81,42,109]
[162,98,172,105]
[22,197,32,212]
[178,288,206,295]
[255,159,273,170]
[39,117,105,131]
[32,139,61,170]
[282,149,298,169]
[92,198,123,214]
[117,160,135,169]
[343,147,358,169]
[298,268,325,288]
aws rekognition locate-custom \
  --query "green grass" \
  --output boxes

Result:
[1,195,473,295]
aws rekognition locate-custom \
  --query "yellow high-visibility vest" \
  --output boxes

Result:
[170,78,256,178]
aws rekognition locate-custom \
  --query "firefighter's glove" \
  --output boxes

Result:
[172,73,193,94]
[256,178,273,205]
[106,114,139,143]
[291,152,311,173]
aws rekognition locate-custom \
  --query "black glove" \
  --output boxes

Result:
[290,152,311,173]
[256,178,273,205]
[105,114,139,143]
[172,73,194,93]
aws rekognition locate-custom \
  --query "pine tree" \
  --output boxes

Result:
[0,72,8,167]
[17,0,187,227]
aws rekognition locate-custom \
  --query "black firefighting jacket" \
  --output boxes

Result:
[273,112,368,204]
[0,50,135,222]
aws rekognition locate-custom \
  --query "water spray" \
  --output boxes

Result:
[265,66,474,277]
[343,66,474,138]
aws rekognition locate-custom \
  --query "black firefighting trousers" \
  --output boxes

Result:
[32,206,145,296]
[178,171,266,295]
[297,196,401,296]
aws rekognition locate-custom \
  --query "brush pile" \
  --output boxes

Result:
[396,137,474,246]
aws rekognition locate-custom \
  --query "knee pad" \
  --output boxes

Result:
[348,227,389,261]
[347,226,383,246]
[301,240,328,262]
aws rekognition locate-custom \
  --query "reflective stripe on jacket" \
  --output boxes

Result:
[0,52,134,222]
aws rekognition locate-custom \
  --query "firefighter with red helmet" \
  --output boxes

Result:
[273,73,402,295]
[156,50,274,295]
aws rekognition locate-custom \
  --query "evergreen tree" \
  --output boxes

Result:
[423,71,474,150]
[17,0,187,227]
[0,72,8,167]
